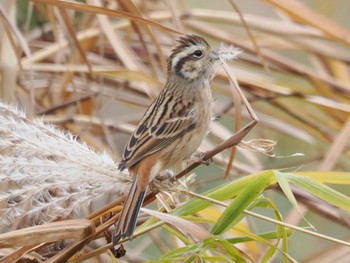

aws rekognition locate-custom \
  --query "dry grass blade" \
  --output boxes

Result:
[57,7,93,74]
[219,46,244,179]
[89,0,142,71]
[0,3,32,62]
[0,2,19,104]
[265,0,350,47]
[141,208,211,241]
[227,0,268,70]
[0,219,94,248]
[304,95,350,112]
[320,116,350,171]
[118,0,168,72]
[31,0,181,34]
[187,9,324,37]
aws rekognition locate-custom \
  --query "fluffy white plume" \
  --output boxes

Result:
[0,102,130,230]
[218,43,242,62]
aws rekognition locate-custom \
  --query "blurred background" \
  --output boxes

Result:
[0,0,350,262]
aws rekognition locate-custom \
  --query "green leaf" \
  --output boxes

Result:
[259,197,289,263]
[162,224,192,245]
[174,171,275,216]
[184,254,199,263]
[204,237,247,262]
[296,171,350,184]
[201,256,233,262]
[285,173,350,211]
[159,244,200,259]
[232,197,289,263]
[211,171,275,235]
[217,238,247,262]
[262,243,279,263]
[227,229,293,244]
[275,171,299,209]
[275,171,314,231]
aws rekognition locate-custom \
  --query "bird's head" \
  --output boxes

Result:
[167,34,219,81]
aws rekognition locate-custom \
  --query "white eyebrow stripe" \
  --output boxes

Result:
[171,45,203,70]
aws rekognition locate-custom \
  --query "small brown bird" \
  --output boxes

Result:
[113,34,219,245]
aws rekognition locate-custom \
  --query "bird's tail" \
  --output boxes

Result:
[113,178,146,244]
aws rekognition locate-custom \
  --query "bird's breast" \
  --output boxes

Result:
[160,84,213,169]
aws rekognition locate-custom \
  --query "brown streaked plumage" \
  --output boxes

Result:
[113,34,219,246]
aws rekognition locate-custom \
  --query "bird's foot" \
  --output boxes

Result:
[111,244,126,258]
[191,151,212,166]
[151,170,176,191]
[155,170,176,182]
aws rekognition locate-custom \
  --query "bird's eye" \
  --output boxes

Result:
[193,50,203,58]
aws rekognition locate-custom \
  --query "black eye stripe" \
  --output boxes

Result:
[174,56,191,76]
[173,49,205,78]
[175,51,202,70]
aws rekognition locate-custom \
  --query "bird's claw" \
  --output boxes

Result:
[151,170,177,191]
[191,152,212,166]
[112,244,126,258]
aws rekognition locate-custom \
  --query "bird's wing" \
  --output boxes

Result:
[118,103,195,170]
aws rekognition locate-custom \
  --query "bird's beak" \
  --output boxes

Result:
[211,51,220,61]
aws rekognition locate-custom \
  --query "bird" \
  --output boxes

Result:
[113,34,220,246]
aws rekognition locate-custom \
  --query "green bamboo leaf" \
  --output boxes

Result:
[217,238,247,262]
[285,173,350,211]
[202,256,233,262]
[204,237,247,262]
[158,244,200,259]
[211,171,275,235]
[275,171,315,231]
[262,243,279,263]
[275,171,299,209]
[296,171,350,184]
[184,254,200,263]
[147,258,186,263]
[147,257,187,263]
[231,226,274,246]
[244,197,289,263]
[262,198,289,263]
[162,224,192,245]
[175,171,277,216]
[227,229,293,244]
[230,227,293,263]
